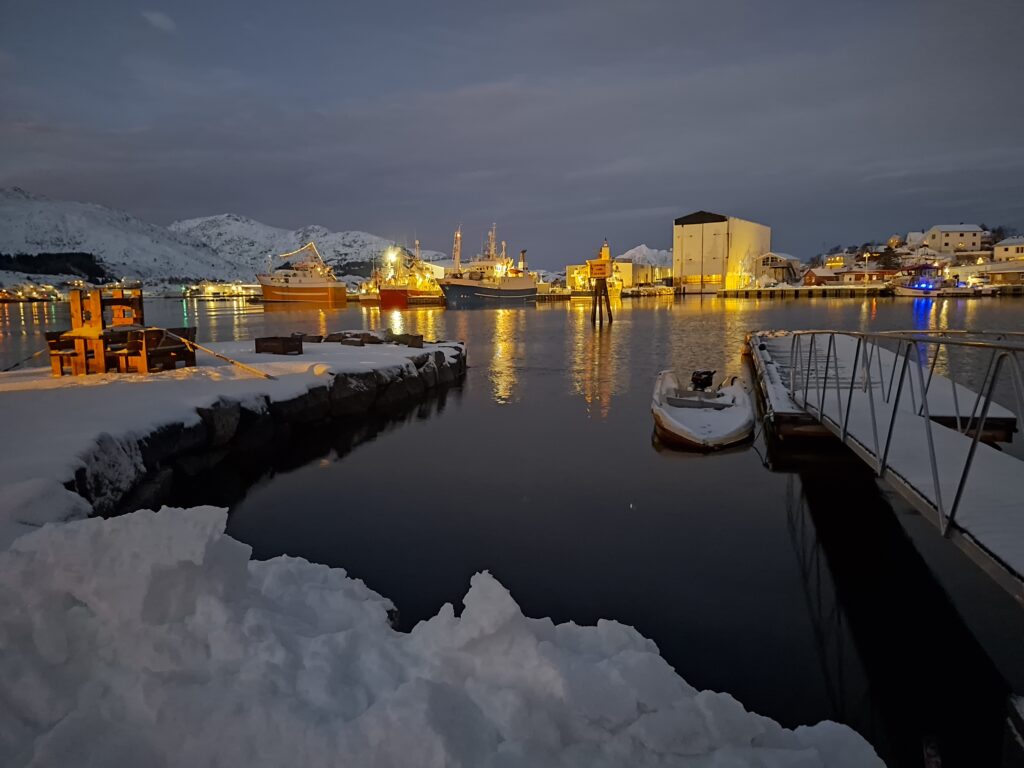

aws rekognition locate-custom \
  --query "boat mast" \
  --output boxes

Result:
[519,249,528,271]
[452,226,462,271]
[487,223,497,260]
[415,238,421,262]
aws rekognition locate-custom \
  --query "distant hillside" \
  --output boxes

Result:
[170,214,446,279]
[616,244,672,266]
[0,252,107,280]
[0,188,236,281]
[0,188,447,284]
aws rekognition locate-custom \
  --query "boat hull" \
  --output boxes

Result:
[651,371,754,451]
[258,278,347,305]
[379,287,444,310]
[893,285,937,298]
[439,282,537,309]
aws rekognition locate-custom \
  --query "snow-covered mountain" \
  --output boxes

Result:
[170,214,445,278]
[0,188,447,284]
[0,188,235,281]
[616,244,672,267]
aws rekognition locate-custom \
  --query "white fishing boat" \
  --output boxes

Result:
[651,370,754,450]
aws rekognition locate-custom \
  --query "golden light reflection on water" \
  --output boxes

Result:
[567,302,627,419]
[490,308,526,404]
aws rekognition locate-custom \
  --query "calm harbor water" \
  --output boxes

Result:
[4,295,1024,766]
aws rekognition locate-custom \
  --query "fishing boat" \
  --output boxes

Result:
[377,240,444,309]
[438,224,537,308]
[257,242,347,304]
[891,264,942,297]
[651,369,755,450]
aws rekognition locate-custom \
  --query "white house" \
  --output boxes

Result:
[923,224,982,254]
[994,237,1024,262]
[672,211,771,291]
[905,231,925,249]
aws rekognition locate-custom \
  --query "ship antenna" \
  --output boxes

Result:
[452,225,462,272]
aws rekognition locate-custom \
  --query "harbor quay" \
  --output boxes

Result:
[0,330,467,546]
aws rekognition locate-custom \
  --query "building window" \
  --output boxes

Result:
[944,242,949,247]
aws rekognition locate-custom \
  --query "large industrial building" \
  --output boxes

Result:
[672,211,771,291]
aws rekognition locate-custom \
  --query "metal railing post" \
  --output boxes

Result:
[946,353,1009,534]
[841,337,863,442]
[911,341,945,524]
[880,350,911,478]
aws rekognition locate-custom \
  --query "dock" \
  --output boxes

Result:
[750,329,1024,743]
[749,329,1023,598]
[722,286,889,299]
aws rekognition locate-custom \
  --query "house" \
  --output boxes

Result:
[905,231,926,249]
[824,252,857,270]
[803,267,837,286]
[672,210,771,291]
[756,253,800,285]
[923,224,982,254]
[994,237,1024,262]
[838,267,899,284]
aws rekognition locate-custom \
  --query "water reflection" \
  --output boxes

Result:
[490,308,525,404]
[791,462,1010,766]
[567,303,626,418]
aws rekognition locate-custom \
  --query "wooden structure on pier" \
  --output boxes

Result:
[588,239,614,325]
[48,287,196,376]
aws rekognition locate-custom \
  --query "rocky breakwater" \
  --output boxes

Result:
[0,331,466,547]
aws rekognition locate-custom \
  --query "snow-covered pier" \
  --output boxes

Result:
[0,331,466,548]
[750,329,1024,598]
[750,329,1024,746]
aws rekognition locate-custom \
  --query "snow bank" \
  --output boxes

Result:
[0,507,882,767]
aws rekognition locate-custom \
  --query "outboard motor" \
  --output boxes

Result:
[691,370,715,391]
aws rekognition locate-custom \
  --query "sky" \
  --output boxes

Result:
[1,0,1022,267]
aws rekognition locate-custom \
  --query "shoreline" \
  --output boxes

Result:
[0,331,467,549]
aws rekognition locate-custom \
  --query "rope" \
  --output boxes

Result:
[2,347,47,372]
[155,327,276,380]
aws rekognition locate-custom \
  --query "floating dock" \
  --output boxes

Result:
[749,330,1022,596]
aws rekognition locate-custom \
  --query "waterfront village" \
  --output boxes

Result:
[2,207,1022,304]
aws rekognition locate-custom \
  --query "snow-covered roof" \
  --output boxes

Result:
[995,237,1024,247]
[928,224,982,233]
[808,267,835,277]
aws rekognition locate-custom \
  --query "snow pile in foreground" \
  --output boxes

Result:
[0,508,883,767]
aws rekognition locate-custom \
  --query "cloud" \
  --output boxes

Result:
[141,11,177,33]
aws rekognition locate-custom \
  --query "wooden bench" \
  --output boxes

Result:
[110,327,198,373]
[45,331,83,377]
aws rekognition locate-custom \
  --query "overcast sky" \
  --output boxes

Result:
[1,0,1022,266]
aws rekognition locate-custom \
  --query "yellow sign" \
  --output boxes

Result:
[587,260,611,279]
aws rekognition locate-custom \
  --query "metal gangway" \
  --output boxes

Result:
[786,330,1024,602]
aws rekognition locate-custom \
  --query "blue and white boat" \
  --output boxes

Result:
[438,223,537,309]
[892,264,942,297]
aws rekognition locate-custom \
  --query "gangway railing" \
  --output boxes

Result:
[787,330,1024,542]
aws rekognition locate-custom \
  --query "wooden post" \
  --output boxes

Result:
[590,277,613,325]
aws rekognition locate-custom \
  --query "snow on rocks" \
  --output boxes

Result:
[0,506,883,767]
[0,336,466,549]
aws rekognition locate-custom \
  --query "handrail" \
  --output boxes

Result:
[787,329,1024,538]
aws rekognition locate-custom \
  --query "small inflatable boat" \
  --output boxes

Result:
[651,369,754,450]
